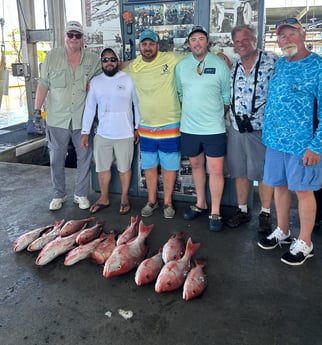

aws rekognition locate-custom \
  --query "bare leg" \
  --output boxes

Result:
[90,170,111,212]
[207,156,224,215]
[144,166,158,204]
[274,185,291,233]
[119,169,131,205]
[189,153,207,209]
[258,181,274,209]
[161,168,177,205]
[296,190,316,245]
[235,177,250,205]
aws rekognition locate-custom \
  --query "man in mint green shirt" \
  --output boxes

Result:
[176,26,230,232]
[33,21,101,211]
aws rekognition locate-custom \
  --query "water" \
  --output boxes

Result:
[0,81,28,129]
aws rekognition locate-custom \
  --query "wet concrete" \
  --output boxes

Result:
[1,161,322,345]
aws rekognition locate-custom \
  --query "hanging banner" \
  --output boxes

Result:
[209,1,259,59]
[82,0,122,57]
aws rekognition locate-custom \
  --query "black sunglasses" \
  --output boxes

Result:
[275,17,300,29]
[66,32,83,39]
[101,57,118,63]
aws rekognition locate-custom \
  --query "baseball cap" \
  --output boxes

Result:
[275,18,302,35]
[188,26,208,39]
[65,21,84,34]
[139,29,159,43]
[100,47,120,61]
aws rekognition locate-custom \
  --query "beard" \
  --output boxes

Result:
[102,66,118,77]
[281,44,298,57]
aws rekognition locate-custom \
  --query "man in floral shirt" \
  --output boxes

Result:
[226,24,278,232]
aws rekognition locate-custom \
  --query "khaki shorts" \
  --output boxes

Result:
[94,134,134,173]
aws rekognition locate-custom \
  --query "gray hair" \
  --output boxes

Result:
[231,24,257,41]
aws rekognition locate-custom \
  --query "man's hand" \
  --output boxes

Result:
[303,148,320,166]
[33,109,43,132]
[80,134,89,149]
[134,129,140,144]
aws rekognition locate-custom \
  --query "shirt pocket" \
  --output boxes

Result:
[50,70,67,88]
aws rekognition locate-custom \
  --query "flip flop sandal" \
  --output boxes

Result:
[119,203,131,215]
[90,203,110,214]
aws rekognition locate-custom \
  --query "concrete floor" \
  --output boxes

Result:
[1,161,322,345]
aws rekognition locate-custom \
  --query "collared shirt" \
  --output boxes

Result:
[124,51,182,127]
[263,52,322,156]
[176,52,230,135]
[230,50,278,131]
[39,47,101,130]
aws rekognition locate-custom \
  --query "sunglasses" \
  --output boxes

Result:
[66,32,83,39]
[275,17,300,29]
[196,60,205,75]
[101,57,118,63]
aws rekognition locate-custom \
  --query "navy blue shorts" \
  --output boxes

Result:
[181,132,227,158]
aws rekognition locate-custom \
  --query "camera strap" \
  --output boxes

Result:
[231,51,262,117]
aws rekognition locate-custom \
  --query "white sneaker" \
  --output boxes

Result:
[281,239,314,266]
[49,196,67,211]
[257,227,292,250]
[73,195,90,210]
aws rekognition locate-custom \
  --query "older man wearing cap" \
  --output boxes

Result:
[257,18,322,265]
[33,21,101,211]
[175,26,230,232]
[124,29,183,219]
[81,47,140,215]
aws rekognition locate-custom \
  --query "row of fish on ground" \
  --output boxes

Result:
[12,215,207,300]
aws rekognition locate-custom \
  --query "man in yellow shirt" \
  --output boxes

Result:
[124,29,182,219]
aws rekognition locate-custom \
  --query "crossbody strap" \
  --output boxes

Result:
[231,51,263,117]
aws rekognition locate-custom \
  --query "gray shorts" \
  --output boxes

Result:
[226,127,266,181]
[94,134,134,173]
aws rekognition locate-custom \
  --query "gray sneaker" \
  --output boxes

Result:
[163,204,175,219]
[141,202,159,217]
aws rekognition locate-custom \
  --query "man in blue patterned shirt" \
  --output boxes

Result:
[226,24,278,232]
[258,18,322,266]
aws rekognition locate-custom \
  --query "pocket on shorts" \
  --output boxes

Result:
[301,164,322,187]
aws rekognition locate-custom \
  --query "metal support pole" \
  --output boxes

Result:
[16,0,66,119]
[16,0,39,118]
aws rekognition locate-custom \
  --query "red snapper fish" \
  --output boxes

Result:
[103,220,154,278]
[91,231,117,264]
[13,223,55,252]
[182,260,207,301]
[27,220,65,252]
[155,237,200,293]
[58,217,96,237]
[35,230,82,266]
[116,215,139,246]
[64,235,108,266]
[75,221,104,245]
[162,232,185,263]
[135,248,164,286]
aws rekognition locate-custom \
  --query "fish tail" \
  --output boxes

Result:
[138,220,154,237]
[185,237,200,257]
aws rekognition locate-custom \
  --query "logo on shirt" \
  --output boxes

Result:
[161,64,170,75]
[117,84,126,90]
[204,68,216,74]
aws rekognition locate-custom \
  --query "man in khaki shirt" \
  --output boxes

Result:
[33,21,101,211]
